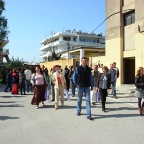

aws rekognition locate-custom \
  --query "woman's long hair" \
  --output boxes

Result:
[135,67,143,77]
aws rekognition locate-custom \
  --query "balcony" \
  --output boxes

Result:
[0,49,9,56]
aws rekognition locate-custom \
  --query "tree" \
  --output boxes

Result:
[0,0,9,48]
[6,57,25,69]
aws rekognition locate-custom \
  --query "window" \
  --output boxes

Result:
[63,36,71,41]
[83,39,86,42]
[73,37,76,41]
[124,10,135,26]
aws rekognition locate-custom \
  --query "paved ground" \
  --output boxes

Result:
[0,84,144,144]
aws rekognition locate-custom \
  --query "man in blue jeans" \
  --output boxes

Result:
[73,57,94,120]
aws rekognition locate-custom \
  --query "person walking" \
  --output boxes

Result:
[64,66,70,91]
[31,66,48,109]
[1,68,7,84]
[24,66,32,93]
[109,63,117,98]
[19,69,26,95]
[50,65,56,101]
[68,66,76,97]
[52,65,66,110]
[4,68,12,92]
[91,65,100,105]
[11,68,19,95]
[73,57,94,120]
[96,66,111,112]
[30,67,36,93]
[135,67,144,115]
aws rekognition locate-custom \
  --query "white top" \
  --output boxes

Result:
[24,69,32,80]
[98,67,103,73]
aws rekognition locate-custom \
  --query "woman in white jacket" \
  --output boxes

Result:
[52,65,66,110]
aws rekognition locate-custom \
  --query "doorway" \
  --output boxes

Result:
[123,58,135,84]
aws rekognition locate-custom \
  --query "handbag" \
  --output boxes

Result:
[95,90,99,102]
[65,89,70,100]
[45,89,51,102]
[135,88,144,98]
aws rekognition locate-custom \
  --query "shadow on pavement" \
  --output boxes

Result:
[0,95,26,98]
[106,107,138,111]
[0,101,17,103]
[0,116,19,121]
[0,104,24,108]
[92,113,142,120]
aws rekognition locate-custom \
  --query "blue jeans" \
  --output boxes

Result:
[25,80,32,92]
[77,87,91,117]
[71,83,75,96]
[4,82,12,91]
[111,80,116,97]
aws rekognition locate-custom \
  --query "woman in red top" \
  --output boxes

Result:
[11,68,19,94]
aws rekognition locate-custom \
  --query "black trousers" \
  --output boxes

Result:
[99,88,107,109]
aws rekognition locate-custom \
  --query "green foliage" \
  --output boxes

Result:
[0,0,9,47]
[6,57,25,69]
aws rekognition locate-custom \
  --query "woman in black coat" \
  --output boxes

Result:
[96,66,111,112]
[135,67,144,115]
[19,69,26,95]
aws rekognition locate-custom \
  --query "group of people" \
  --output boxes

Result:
[3,58,144,119]
[3,67,34,95]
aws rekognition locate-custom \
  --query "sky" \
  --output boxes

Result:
[3,0,106,63]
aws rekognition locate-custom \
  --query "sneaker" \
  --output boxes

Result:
[36,106,39,109]
[4,90,7,92]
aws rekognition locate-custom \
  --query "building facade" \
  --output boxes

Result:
[0,40,10,64]
[105,0,144,85]
[40,30,105,62]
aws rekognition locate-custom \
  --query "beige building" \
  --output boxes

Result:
[103,0,144,85]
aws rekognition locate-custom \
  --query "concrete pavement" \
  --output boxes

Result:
[0,84,144,144]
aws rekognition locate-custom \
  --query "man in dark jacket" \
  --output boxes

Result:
[73,57,94,120]
[4,69,12,92]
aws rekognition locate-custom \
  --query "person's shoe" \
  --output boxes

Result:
[4,90,7,92]
[55,107,58,110]
[24,93,27,95]
[92,102,96,105]
[21,93,23,95]
[113,96,117,99]
[77,112,81,116]
[87,117,94,120]
[36,106,39,109]
[139,108,143,115]
[102,108,106,112]
[51,99,55,101]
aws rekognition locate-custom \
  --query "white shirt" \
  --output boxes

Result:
[24,69,32,80]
